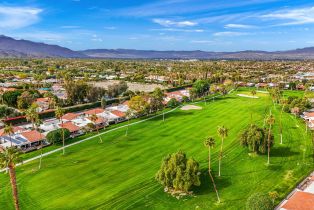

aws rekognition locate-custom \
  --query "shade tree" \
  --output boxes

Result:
[155,151,201,194]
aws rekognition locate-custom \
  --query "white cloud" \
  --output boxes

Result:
[128,37,138,40]
[104,26,116,30]
[91,38,103,42]
[191,40,214,44]
[213,31,250,36]
[156,35,182,41]
[61,25,80,29]
[224,24,255,29]
[12,31,64,42]
[152,18,197,27]
[262,7,314,25]
[0,6,42,29]
[151,28,204,32]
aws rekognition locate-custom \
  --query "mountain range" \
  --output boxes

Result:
[1,35,314,60]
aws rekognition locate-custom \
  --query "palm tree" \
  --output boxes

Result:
[250,90,257,123]
[125,109,135,136]
[266,111,275,165]
[279,99,288,144]
[25,105,39,130]
[251,89,257,97]
[204,137,221,202]
[35,118,44,169]
[217,125,228,177]
[0,147,22,210]
[55,106,65,155]
[90,114,103,143]
[4,124,14,147]
[204,137,215,171]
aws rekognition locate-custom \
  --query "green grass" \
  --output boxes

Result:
[0,89,313,210]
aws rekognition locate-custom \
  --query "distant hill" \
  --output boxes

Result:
[1,35,314,60]
[0,35,87,58]
[80,48,314,60]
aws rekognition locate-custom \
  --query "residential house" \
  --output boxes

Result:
[0,126,25,136]
[276,174,314,210]
[59,121,83,137]
[164,89,190,103]
[0,130,45,149]
[84,108,105,116]
[35,98,50,112]
[110,110,126,123]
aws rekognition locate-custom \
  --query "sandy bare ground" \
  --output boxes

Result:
[237,94,259,98]
[90,80,166,92]
[181,105,202,110]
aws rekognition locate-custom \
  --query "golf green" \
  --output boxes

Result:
[1,89,313,209]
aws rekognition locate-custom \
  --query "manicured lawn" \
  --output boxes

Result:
[1,89,313,210]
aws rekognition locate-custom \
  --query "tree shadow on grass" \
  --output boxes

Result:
[194,168,231,196]
[271,147,300,157]
[267,164,283,171]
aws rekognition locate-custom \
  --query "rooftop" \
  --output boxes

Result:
[21,130,45,143]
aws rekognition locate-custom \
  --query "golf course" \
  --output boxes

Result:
[1,88,313,210]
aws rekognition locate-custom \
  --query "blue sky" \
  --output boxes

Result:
[1,0,314,51]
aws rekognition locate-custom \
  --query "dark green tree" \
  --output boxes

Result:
[246,192,273,210]
[239,124,274,154]
[156,151,201,193]
[46,128,71,144]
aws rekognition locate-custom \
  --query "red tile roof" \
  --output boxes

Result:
[36,97,49,103]
[0,126,25,136]
[304,112,314,118]
[21,130,45,143]
[166,91,184,97]
[59,122,80,133]
[0,87,16,92]
[88,116,107,124]
[111,110,126,118]
[84,108,105,115]
[282,191,314,210]
[62,113,80,121]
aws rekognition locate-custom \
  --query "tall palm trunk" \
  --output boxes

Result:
[208,147,220,203]
[267,124,272,164]
[61,121,65,155]
[280,106,283,144]
[9,134,12,147]
[9,164,19,210]
[208,147,211,172]
[218,138,224,177]
[97,126,102,143]
[39,141,43,169]
[126,119,130,136]
[209,171,221,203]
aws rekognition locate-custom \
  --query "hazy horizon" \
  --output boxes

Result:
[0,0,314,51]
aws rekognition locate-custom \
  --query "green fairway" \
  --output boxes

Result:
[1,89,313,210]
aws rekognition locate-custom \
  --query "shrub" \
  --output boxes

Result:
[246,192,273,210]
[167,98,179,108]
[155,151,201,193]
[182,96,189,103]
[46,128,71,144]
